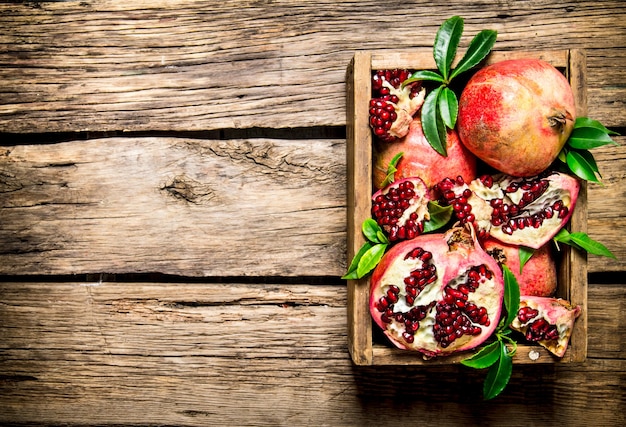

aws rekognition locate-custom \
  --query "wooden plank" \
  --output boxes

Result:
[0,281,624,425]
[0,1,625,132]
[0,137,347,277]
[345,52,373,365]
[1,135,624,276]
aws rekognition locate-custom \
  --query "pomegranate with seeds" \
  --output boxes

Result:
[371,176,430,242]
[435,171,580,249]
[483,238,557,297]
[511,296,581,357]
[369,69,426,143]
[373,118,478,191]
[370,226,504,357]
[457,58,576,177]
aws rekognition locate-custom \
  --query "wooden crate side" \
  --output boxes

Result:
[372,343,564,365]
[370,49,569,70]
[564,49,589,363]
[346,52,374,365]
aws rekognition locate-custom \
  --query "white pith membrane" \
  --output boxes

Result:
[510,296,581,357]
[381,81,426,140]
[446,172,579,249]
[398,186,429,225]
[371,227,504,357]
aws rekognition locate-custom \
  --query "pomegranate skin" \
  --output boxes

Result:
[373,118,477,190]
[483,238,557,297]
[457,59,576,177]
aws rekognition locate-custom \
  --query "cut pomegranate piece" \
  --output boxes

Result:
[510,296,581,357]
[435,171,580,249]
[370,226,504,357]
[369,69,425,143]
[371,177,430,242]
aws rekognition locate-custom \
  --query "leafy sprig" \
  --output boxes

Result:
[553,228,616,259]
[402,16,497,156]
[461,265,520,400]
[342,219,389,280]
[379,152,404,188]
[558,117,619,182]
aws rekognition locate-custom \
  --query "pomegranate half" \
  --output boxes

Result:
[370,226,504,357]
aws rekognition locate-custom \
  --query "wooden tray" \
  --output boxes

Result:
[345,49,588,366]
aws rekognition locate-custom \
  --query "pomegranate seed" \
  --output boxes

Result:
[376,296,389,312]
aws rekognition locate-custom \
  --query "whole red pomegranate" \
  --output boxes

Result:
[370,226,504,357]
[483,238,557,297]
[457,58,576,177]
[511,296,581,357]
[373,118,477,190]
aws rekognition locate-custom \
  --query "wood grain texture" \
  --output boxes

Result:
[1,136,624,276]
[0,137,346,276]
[0,1,625,132]
[0,281,624,426]
[1,2,625,425]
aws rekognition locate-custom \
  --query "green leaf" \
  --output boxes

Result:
[421,87,448,156]
[341,241,374,279]
[423,201,453,233]
[502,265,521,329]
[553,228,572,244]
[387,152,404,173]
[557,147,568,163]
[574,117,620,135]
[356,243,388,279]
[438,86,459,129]
[434,16,464,80]
[576,149,600,173]
[483,342,513,400]
[362,218,384,243]
[461,341,501,369]
[553,229,616,259]
[450,29,497,80]
[402,70,446,87]
[568,127,618,150]
[568,232,616,259]
[380,152,404,187]
[566,150,601,183]
[500,333,518,357]
[518,246,535,273]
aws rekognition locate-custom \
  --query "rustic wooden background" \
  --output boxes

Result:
[1,1,624,425]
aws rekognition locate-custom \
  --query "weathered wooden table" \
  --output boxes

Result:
[1,2,624,425]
